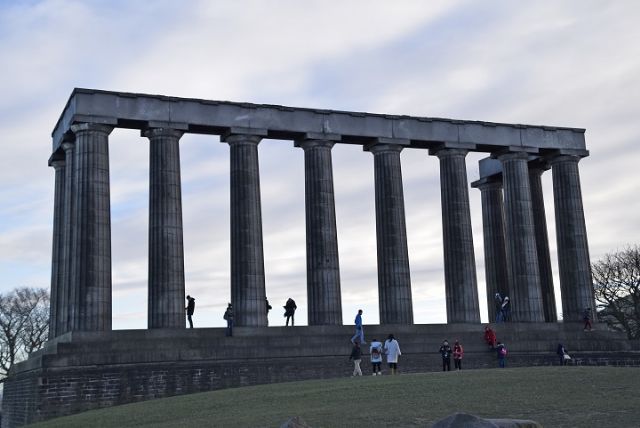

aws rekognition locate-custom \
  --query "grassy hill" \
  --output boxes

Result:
[30,366,640,427]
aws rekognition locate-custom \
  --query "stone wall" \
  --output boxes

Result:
[3,323,639,427]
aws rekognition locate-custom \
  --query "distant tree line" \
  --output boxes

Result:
[592,245,640,340]
[0,287,49,381]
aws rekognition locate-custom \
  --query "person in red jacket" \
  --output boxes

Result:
[453,340,464,370]
[484,325,497,349]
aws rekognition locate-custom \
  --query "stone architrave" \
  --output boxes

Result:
[549,153,595,322]
[528,162,557,322]
[295,138,342,325]
[434,148,480,323]
[48,154,66,339]
[145,128,187,329]
[498,151,544,322]
[69,123,114,331]
[366,142,413,324]
[223,132,268,327]
[473,178,511,323]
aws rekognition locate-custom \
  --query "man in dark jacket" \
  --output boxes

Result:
[284,298,297,326]
[439,339,452,371]
[223,303,234,337]
[185,295,196,328]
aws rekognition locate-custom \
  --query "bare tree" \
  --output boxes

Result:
[592,245,640,339]
[0,287,50,380]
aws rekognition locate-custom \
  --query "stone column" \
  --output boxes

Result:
[549,154,595,322]
[59,141,75,334]
[223,132,267,327]
[145,128,186,329]
[529,163,557,322]
[69,123,113,331]
[366,143,413,324]
[295,138,342,325]
[434,148,480,323]
[498,151,544,322]
[48,153,66,339]
[473,178,511,323]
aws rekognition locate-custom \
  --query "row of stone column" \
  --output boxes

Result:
[474,151,595,323]
[49,124,595,336]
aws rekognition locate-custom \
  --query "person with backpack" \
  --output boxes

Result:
[223,303,234,337]
[349,341,363,376]
[496,341,507,368]
[439,339,452,371]
[453,340,464,371]
[370,338,383,375]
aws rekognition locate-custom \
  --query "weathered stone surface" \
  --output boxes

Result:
[528,163,557,322]
[367,143,413,324]
[68,123,114,331]
[498,151,544,322]
[51,89,586,152]
[145,128,186,329]
[549,154,595,322]
[434,148,480,323]
[48,155,65,339]
[224,133,267,327]
[296,139,342,325]
[472,178,511,323]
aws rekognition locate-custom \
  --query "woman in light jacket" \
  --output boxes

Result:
[384,334,402,375]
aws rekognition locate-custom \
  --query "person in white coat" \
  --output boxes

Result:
[384,334,402,375]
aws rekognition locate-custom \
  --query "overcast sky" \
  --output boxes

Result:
[0,0,638,329]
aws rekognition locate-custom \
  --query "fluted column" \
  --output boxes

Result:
[69,123,113,331]
[529,163,557,322]
[224,133,267,327]
[434,148,480,323]
[498,151,544,322]
[295,139,342,325]
[549,154,595,322]
[48,153,66,338]
[60,141,75,334]
[366,143,413,324]
[473,178,511,323]
[145,128,186,328]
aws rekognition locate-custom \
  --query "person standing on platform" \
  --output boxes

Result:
[370,338,383,375]
[495,293,504,322]
[453,340,464,371]
[284,298,297,326]
[439,339,452,371]
[496,341,507,368]
[185,295,196,328]
[223,303,234,337]
[500,296,511,322]
[350,309,366,344]
[265,298,272,326]
[349,341,363,376]
[384,334,401,375]
[583,307,593,331]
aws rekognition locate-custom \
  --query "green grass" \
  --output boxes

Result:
[30,366,640,428]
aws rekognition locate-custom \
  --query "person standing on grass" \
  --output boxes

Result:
[349,341,363,376]
[223,303,234,337]
[350,309,366,344]
[384,334,401,375]
[496,341,507,368]
[370,338,383,375]
[439,339,452,371]
[453,340,464,371]
[185,295,196,328]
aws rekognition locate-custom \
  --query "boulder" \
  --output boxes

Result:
[280,416,312,428]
